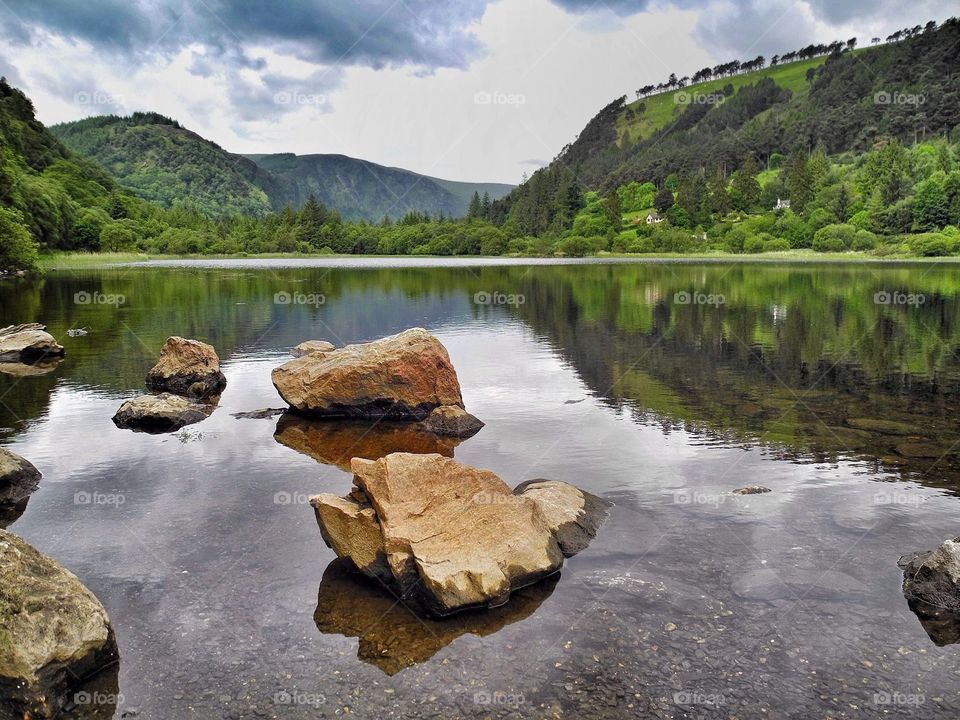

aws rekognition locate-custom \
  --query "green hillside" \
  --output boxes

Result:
[51,115,513,222]
[618,55,827,144]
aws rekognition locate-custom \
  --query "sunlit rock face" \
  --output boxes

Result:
[0,529,119,719]
[145,336,227,399]
[310,453,608,617]
[272,328,465,420]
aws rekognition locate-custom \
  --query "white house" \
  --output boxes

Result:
[646,212,664,224]
[774,197,791,211]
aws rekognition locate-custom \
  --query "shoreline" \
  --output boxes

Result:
[35,250,960,271]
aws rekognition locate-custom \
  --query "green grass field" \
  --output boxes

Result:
[617,55,829,144]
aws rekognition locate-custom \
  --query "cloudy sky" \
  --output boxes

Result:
[0,0,955,183]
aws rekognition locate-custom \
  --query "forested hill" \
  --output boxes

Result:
[494,18,960,234]
[244,152,513,222]
[50,115,513,221]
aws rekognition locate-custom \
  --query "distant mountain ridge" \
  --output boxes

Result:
[50,115,513,221]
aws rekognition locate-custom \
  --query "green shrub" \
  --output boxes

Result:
[851,230,878,250]
[908,233,950,256]
[812,224,858,252]
[762,237,791,252]
[557,235,593,257]
[744,233,765,254]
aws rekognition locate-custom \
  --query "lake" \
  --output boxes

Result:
[2,258,960,719]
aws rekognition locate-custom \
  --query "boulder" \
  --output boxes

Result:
[900,537,960,614]
[0,324,64,363]
[0,529,118,719]
[420,405,484,439]
[291,340,335,357]
[112,393,214,432]
[145,336,226,399]
[272,328,464,419]
[275,414,459,471]
[310,453,607,616]
[0,448,41,507]
[513,479,611,557]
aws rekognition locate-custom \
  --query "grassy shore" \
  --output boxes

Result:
[35,248,960,270]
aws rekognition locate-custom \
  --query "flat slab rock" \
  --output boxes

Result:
[310,452,609,617]
[0,324,65,363]
[113,393,214,432]
[420,405,484,439]
[291,340,335,357]
[272,328,465,420]
[145,336,226,399]
[0,448,41,506]
[0,529,118,719]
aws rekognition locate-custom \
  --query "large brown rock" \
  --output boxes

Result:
[145,336,226,399]
[274,414,459,471]
[0,448,41,507]
[310,453,608,616]
[0,529,118,718]
[272,328,463,419]
[0,324,65,363]
[112,393,214,433]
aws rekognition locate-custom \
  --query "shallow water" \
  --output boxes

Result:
[2,259,960,719]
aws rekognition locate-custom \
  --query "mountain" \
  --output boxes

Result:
[495,18,960,235]
[50,115,513,221]
[244,152,513,221]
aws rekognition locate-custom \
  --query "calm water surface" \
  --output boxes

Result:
[3,259,960,719]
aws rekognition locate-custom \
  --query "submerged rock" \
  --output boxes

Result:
[274,414,459,471]
[732,486,772,495]
[272,328,465,420]
[112,393,214,432]
[291,340,335,357]
[314,558,557,675]
[232,407,287,420]
[310,453,607,616]
[0,448,41,508]
[0,323,65,363]
[145,336,226,399]
[420,405,484,439]
[846,418,916,436]
[0,529,118,719]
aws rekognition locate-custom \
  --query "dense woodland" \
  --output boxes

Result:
[1,17,960,271]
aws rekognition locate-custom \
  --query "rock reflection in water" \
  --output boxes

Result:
[274,414,461,471]
[904,598,960,647]
[0,357,63,377]
[314,558,557,675]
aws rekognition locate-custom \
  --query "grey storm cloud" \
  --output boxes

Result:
[0,0,488,70]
